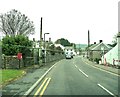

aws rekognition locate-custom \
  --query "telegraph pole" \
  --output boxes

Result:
[40,17,42,43]
[39,17,43,65]
[87,30,90,58]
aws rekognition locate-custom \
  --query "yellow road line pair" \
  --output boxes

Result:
[34,78,51,97]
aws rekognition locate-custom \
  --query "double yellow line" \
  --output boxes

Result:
[34,78,51,97]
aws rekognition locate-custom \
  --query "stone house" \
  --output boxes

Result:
[88,40,112,62]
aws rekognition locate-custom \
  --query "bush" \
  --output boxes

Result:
[2,35,33,67]
[2,35,32,56]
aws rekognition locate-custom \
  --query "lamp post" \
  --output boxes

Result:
[44,33,50,64]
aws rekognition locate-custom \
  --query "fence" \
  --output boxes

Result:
[1,56,34,69]
[1,48,65,69]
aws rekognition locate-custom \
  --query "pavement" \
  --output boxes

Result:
[2,60,60,96]
[81,56,120,76]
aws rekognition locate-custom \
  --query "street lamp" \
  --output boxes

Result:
[44,33,50,64]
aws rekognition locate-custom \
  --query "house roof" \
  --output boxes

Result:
[54,44,65,50]
[89,44,98,50]
[64,46,73,49]
[89,42,112,51]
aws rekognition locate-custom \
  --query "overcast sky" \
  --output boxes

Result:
[0,0,119,44]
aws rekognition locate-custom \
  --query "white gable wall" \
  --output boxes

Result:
[102,45,118,65]
[102,36,120,66]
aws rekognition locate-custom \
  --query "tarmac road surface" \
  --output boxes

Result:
[29,56,119,97]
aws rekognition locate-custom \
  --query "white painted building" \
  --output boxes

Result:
[101,33,120,66]
[64,46,74,52]
[54,44,65,50]
[64,46,76,56]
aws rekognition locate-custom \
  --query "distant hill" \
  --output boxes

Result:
[75,44,88,50]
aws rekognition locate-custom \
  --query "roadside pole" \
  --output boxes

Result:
[87,30,90,59]
[44,33,50,65]
[39,17,42,66]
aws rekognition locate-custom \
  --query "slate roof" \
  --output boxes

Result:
[89,44,98,50]
[89,42,112,51]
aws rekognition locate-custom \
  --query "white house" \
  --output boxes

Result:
[64,46,76,56]
[101,33,120,67]
[64,46,74,51]
[54,44,65,50]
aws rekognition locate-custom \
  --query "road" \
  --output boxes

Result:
[29,56,119,97]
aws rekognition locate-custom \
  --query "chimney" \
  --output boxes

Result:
[49,37,51,42]
[94,42,96,44]
[33,38,35,42]
[99,40,103,43]
[33,38,36,47]
[41,38,43,41]
[88,30,90,47]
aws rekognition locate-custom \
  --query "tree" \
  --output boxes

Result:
[55,38,72,46]
[112,34,117,44]
[111,33,118,47]
[2,35,32,55]
[48,44,55,55]
[0,9,35,36]
[55,46,63,54]
[2,35,33,67]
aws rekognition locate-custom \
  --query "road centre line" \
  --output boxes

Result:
[34,78,48,97]
[74,64,88,78]
[78,69,88,78]
[97,84,116,97]
[40,78,51,97]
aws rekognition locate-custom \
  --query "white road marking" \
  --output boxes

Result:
[75,65,77,68]
[74,63,88,78]
[97,84,116,97]
[23,59,62,96]
[78,68,88,78]
[84,61,120,77]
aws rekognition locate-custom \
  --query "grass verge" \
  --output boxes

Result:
[0,69,26,88]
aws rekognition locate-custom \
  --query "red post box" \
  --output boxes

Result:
[17,53,22,60]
